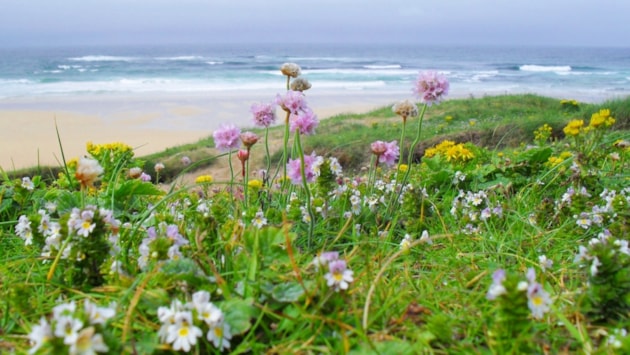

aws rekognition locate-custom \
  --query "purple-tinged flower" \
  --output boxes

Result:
[286,152,319,185]
[213,124,241,151]
[140,172,151,182]
[275,90,308,115]
[250,102,277,127]
[325,259,354,292]
[240,131,259,148]
[486,269,507,300]
[413,71,449,106]
[370,140,388,156]
[313,251,340,270]
[289,109,319,135]
[378,140,399,167]
[526,269,551,319]
[180,156,191,166]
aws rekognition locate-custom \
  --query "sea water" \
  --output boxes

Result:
[0,43,629,103]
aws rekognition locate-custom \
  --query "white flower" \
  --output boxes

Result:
[22,176,35,190]
[75,156,104,188]
[165,311,202,352]
[527,283,551,319]
[15,215,33,245]
[84,300,116,325]
[325,259,354,292]
[419,230,433,245]
[538,255,553,271]
[400,234,413,252]
[207,320,232,351]
[252,211,267,229]
[69,326,109,354]
[28,317,52,354]
[54,316,84,345]
[197,303,224,328]
[591,257,602,277]
[53,301,77,319]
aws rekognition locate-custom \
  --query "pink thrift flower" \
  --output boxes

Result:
[370,140,388,156]
[213,124,241,151]
[286,152,319,185]
[250,102,276,127]
[275,90,308,115]
[289,109,319,135]
[413,71,449,106]
[378,140,399,167]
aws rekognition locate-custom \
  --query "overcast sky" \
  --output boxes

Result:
[1,0,629,47]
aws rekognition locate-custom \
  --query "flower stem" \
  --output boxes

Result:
[295,131,315,247]
[402,103,428,186]
[264,127,271,186]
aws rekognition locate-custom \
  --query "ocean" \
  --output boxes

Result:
[1,43,629,103]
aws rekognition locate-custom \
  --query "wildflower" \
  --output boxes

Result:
[375,140,399,167]
[28,317,52,354]
[248,179,263,189]
[286,152,319,185]
[140,172,151,182]
[276,90,308,115]
[181,156,192,166]
[313,251,340,270]
[280,62,301,78]
[250,102,276,127]
[398,164,408,173]
[84,300,116,326]
[290,77,312,92]
[252,210,267,228]
[165,311,202,352]
[486,269,507,300]
[237,149,249,163]
[400,234,413,253]
[590,257,602,276]
[128,167,143,179]
[289,109,319,135]
[54,316,84,346]
[74,210,96,237]
[75,156,104,188]
[213,124,241,151]
[526,269,551,319]
[195,175,213,184]
[15,215,33,245]
[419,230,433,245]
[239,131,259,149]
[538,255,553,272]
[575,212,592,229]
[392,100,419,122]
[563,119,584,136]
[207,319,232,351]
[197,302,223,327]
[70,326,109,354]
[154,162,165,172]
[413,71,449,106]
[21,176,35,190]
[325,259,354,292]
[589,109,615,128]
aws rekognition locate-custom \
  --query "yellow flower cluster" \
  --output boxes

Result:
[560,99,580,110]
[398,164,409,173]
[562,119,584,137]
[195,175,213,184]
[534,124,553,143]
[547,151,573,167]
[86,141,134,157]
[588,109,615,129]
[425,140,475,163]
[248,179,263,189]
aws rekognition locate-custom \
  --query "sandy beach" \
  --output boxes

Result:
[0,90,406,170]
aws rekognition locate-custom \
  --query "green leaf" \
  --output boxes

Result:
[221,298,257,335]
[271,282,305,303]
[114,180,164,199]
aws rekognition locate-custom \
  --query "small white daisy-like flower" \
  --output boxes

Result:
[325,259,354,292]
[165,311,202,352]
[575,213,592,229]
[28,317,52,354]
[21,176,35,190]
[526,268,551,320]
[15,215,34,245]
[84,300,116,326]
[252,210,267,229]
[419,230,433,245]
[538,255,553,271]
[197,302,224,328]
[69,326,109,354]
[207,320,233,351]
[54,315,84,346]
[400,234,413,252]
[486,269,506,300]
[590,257,602,276]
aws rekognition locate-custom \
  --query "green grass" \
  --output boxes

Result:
[1,93,629,354]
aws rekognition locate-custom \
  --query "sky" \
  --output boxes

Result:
[1,0,629,47]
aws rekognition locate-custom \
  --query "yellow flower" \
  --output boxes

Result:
[248,179,263,189]
[468,119,477,126]
[563,119,584,136]
[559,151,573,159]
[195,175,213,184]
[444,115,453,122]
[398,164,409,173]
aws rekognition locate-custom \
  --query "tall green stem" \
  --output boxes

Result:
[228,151,235,207]
[243,152,250,210]
[295,131,315,247]
[264,127,271,185]
[396,118,407,174]
[402,103,428,186]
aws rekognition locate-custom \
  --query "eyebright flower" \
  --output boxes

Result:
[213,124,241,151]
[252,211,267,229]
[70,326,109,354]
[165,311,203,352]
[280,62,301,78]
[486,269,507,300]
[21,176,35,190]
[75,156,104,188]
[207,319,232,351]
[325,259,354,292]
[28,317,52,354]
[526,268,551,319]
[289,109,319,135]
[250,102,277,127]
[413,71,449,106]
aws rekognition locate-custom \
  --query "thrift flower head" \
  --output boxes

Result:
[290,77,312,92]
[392,100,419,120]
[181,156,191,166]
[276,90,308,115]
[289,109,319,135]
[237,149,249,163]
[75,156,104,188]
[370,140,388,156]
[240,131,259,148]
[280,62,301,78]
[286,152,321,185]
[325,259,354,292]
[154,162,165,172]
[378,140,399,167]
[250,102,277,127]
[413,71,449,106]
[213,124,241,151]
